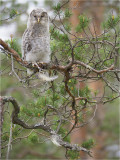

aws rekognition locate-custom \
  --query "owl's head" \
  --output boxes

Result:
[27,8,49,27]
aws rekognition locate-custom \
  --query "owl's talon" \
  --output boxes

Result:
[32,63,35,67]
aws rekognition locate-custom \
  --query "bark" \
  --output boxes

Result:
[1,96,91,156]
[0,38,113,76]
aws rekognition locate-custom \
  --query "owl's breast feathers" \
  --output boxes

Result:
[22,28,50,63]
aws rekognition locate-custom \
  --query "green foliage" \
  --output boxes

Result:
[77,112,84,123]
[58,127,70,142]
[20,97,48,118]
[68,79,78,96]
[53,3,61,12]
[79,86,91,99]
[32,90,40,98]
[103,14,120,29]
[82,138,95,149]
[50,23,72,65]
[101,33,111,41]
[20,105,33,116]
[64,22,71,32]
[2,133,9,141]
[76,15,89,32]
[74,43,90,62]
[67,150,79,160]
[68,79,77,85]
[28,132,38,143]
[35,97,48,107]
[6,38,22,57]
[12,125,21,138]
[10,9,18,18]
[64,8,72,18]
[50,26,68,42]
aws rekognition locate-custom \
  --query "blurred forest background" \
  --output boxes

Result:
[0,0,119,159]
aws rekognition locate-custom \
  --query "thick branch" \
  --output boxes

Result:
[0,38,70,73]
[1,96,52,132]
[0,38,114,75]
[51,134,92,156]
[1,96,91,156]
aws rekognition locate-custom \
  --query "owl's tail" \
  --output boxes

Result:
[38,73,58,81]
[27,69,58,81]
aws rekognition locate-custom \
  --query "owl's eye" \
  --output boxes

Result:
[41,15,44,18]
[34,15,37,18]
[41,12,47,18]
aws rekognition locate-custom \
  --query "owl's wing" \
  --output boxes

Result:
[22,28,32,60]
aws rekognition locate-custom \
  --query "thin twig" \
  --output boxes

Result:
[6,119,12,160]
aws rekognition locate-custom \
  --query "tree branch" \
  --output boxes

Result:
[0,38,67,73]
[74,60,114,74]
[1,96,91,156]
[0,38,115,75]
[1,96,52,132]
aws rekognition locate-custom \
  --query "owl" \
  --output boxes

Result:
[22,8,57,81]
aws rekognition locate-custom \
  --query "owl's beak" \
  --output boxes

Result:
[37,17,40,23]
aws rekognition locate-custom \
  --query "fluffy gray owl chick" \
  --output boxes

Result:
[22,8,57,81]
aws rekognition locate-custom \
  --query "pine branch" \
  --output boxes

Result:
[0,38,115,75]
[1,96,92,156]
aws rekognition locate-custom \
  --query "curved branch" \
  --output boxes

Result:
[74,60,114,74]
[1,96,52,132]
[1,96,91,156]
